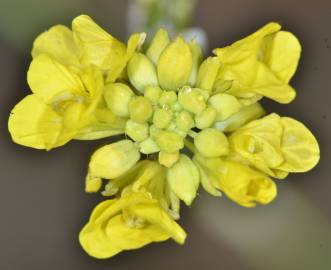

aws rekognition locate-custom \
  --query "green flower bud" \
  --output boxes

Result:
[167,154,200,206]
[149,124,161,139]
[153,108,172,129]
[171,101,182,111]
[127,52,158,93]
[125,120,149,142]
[129,96,153,123]
[88,140,140,179]
[144,85,162,104]
[178,86,206,115]
[157,37,193,90]
[159,90,177,105]
[175,110,194,132]
[194,128,229,157]
[208,93,242,121]
[195,107,217,129]
[139,137,160,154]
[155,130,184,153]
[146,28,170,65]
[196,57,221,92]
[159,151,180,168]
[103,83,134,117]
[188,39,203,86]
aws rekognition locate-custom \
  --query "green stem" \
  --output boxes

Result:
[184,139,197,154]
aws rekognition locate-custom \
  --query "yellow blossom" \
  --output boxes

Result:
[79,191,186,259]
[8,15,321,260]
[229,113,320,178]
[193,155,276,207]
[213,22,301,104]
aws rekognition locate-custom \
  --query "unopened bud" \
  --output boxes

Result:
[128,52,158,93]
[103,83,134,117]
[194,128,229,157]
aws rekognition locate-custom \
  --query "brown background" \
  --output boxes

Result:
[0,1,330,269]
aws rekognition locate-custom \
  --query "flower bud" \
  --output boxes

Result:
[157,37,192,90]
[88,139,140,179]
[159,91,177,105]
[129,96,153,123]
[139,137,160,154]
[195,107,217,129]
[187,39,203,86]
[125,120,149,142]
[175,111,194,132]
[149,125,161,139]
[178,86,206,115]
[159,151,180,168]
[155,130,184,153]
[127,53,158,93]
[208,93,242,121]
[194,128,229,157]
[85,174,102,193]
[103,83,134,117]
[144,86,162,104]
[167,154,200,205]
[196,57,221,92]
[146,28,170,65]
[153,108,172,129]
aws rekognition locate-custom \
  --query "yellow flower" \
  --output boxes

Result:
[79,191,186,259]
[8,15,321,260]
[8,14,146,150]
[8,61,109,149]
[229,113,320,178]
[32,15,146,81]
[213,22,301,104]
[193,154,276,207]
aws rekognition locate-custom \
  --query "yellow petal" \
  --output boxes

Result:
[277,117,320,172]
[8,94,63,149]
[213,22,297,104]
[72,15,126,71]
[262,31,301,83]
[31,25,80,67]
[131,201,187,244]
[214,102,265,132]
[79,217,122,259]
[27,54,85,103]
[218,160,277,207]
[80,192,184,259]
[247,62,296,103]
[105,215,169,250]
[106,32,146,83]
[213,22,281,58]
[230,113,284,175]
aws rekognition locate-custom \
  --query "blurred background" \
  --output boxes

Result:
[0,0,330,269]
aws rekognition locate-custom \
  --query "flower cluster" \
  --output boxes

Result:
[8,15,320,259]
